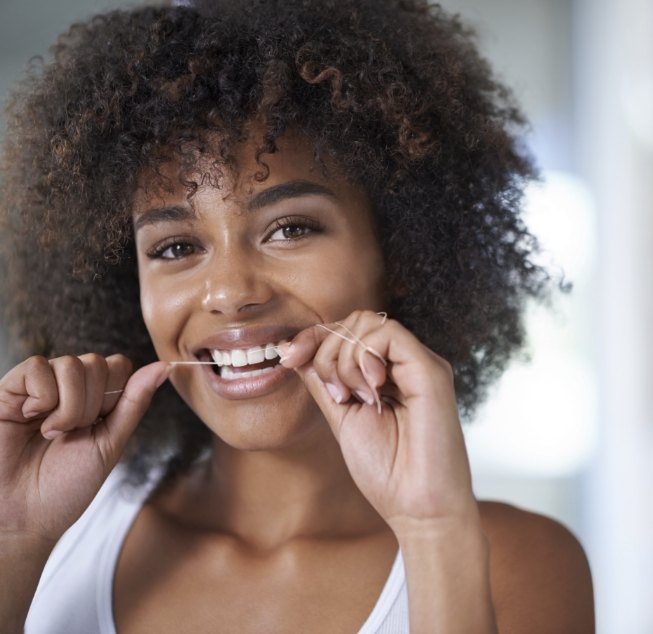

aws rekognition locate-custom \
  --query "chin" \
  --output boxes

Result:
[199,396,328,454]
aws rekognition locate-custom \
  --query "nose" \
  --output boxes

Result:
[200,250,275,318]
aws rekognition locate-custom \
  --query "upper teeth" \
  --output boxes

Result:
[211,341,285,367]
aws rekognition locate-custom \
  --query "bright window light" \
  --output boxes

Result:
[465,171,599,478]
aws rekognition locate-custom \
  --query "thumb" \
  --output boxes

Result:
[292,362,347,441]
[96,361,170,466]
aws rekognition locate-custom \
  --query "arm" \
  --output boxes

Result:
[280,311,499,632]
[482,502,594,634]
[396,516,497,634]
[0,355,168,632]
[0,535,55,634]
[281,311,594,633]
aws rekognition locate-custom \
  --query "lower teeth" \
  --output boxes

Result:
[220,365,278,380]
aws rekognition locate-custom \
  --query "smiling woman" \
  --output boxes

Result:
[0,1,593,633]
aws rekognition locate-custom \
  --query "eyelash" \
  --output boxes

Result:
[146,237,201,260]
[146,216,323,261]
[266,215,323,242]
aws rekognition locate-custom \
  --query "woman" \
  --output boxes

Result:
[0,1,594,632]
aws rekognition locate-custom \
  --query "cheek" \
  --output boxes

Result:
[139,275,198,352]
[291,243,386,320]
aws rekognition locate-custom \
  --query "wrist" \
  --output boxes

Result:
[389,515,497,634]
[387,505,484,544]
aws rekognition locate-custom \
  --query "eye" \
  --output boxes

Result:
[267,216,322,242]
[147,239,200,260]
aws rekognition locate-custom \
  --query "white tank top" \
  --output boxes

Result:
[25,468,409,633]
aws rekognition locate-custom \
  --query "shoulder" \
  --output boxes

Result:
[478,501,594,634]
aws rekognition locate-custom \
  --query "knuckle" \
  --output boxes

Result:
[107,354,134,375]
[23,355,50,373]
[56,355,85,375]
[434,355,454,381]
[81,352,105,367]
[385,317,402,331]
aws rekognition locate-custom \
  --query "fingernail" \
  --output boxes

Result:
[355,389,375,406]
[277,342,293,358]
[42,429,64,440]
[277,342,294,365]
[326,383,343,404]
[359,355,378,389]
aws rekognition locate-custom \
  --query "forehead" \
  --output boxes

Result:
[131,131,367,213]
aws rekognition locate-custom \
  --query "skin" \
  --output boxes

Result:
[0,134,594,633]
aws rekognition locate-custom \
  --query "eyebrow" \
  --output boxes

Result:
[133,180,337,231]
[133,205,196,232]
[247,180,337,210]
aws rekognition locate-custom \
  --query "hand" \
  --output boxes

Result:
[279,310,478,533]
[0,354,169,544]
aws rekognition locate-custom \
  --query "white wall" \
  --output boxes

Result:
[447,1,653,632]
[576,0,653,631]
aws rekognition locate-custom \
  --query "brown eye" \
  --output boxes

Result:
[148,240,198,260]
[163,243,195,259]
[267,216,323,242]
[281,225,309,239]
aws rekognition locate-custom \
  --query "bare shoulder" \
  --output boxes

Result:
[478,501,595,634]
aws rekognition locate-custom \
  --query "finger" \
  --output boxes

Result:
[323,316,387,408]
[307,326,354,404]
[278,325,329,368]
[358,349,387,414]
[93,361,170,467]
[333,332,381,407]
[99,354,133,417]
[76,353,109,427]
[0,356,60,421]
[40,356,88,436]
[281,321,375,405]
[292,362,350,440]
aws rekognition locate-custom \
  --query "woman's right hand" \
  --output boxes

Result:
[0,354,169,544]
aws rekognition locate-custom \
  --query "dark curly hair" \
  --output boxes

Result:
[0,0,552,483]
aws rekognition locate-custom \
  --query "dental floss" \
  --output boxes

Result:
[316,321,388,367]
[104,314,390,401]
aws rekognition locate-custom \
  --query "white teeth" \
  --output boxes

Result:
[246,346,265,364]
[221,365,277,380]
[210,340,285,369]
[231,349,248,367]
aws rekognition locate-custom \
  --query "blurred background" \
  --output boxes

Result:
[1,0,651,632]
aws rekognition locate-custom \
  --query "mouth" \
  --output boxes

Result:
[196,339,289,381]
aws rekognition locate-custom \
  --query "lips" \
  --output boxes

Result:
[191,325,302,399]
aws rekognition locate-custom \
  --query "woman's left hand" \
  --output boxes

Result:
[278,310,478,533]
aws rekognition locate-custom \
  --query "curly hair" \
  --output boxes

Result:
[0,0,551,483]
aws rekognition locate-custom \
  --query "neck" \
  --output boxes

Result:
[156,426,387,552]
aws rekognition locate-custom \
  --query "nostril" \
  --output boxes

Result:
[200,274,275,316]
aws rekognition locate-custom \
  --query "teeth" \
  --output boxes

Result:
[210,340,286,368]
[246,346,265,364]
[221,365,277,380]
[231,349,248,368]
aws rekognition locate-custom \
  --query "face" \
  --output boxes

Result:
[133,133,386,451]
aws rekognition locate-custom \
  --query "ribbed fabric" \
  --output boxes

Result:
[25,468,409,633]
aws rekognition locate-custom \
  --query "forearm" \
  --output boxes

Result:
[394,517,497,634]
[0,534,54,634]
